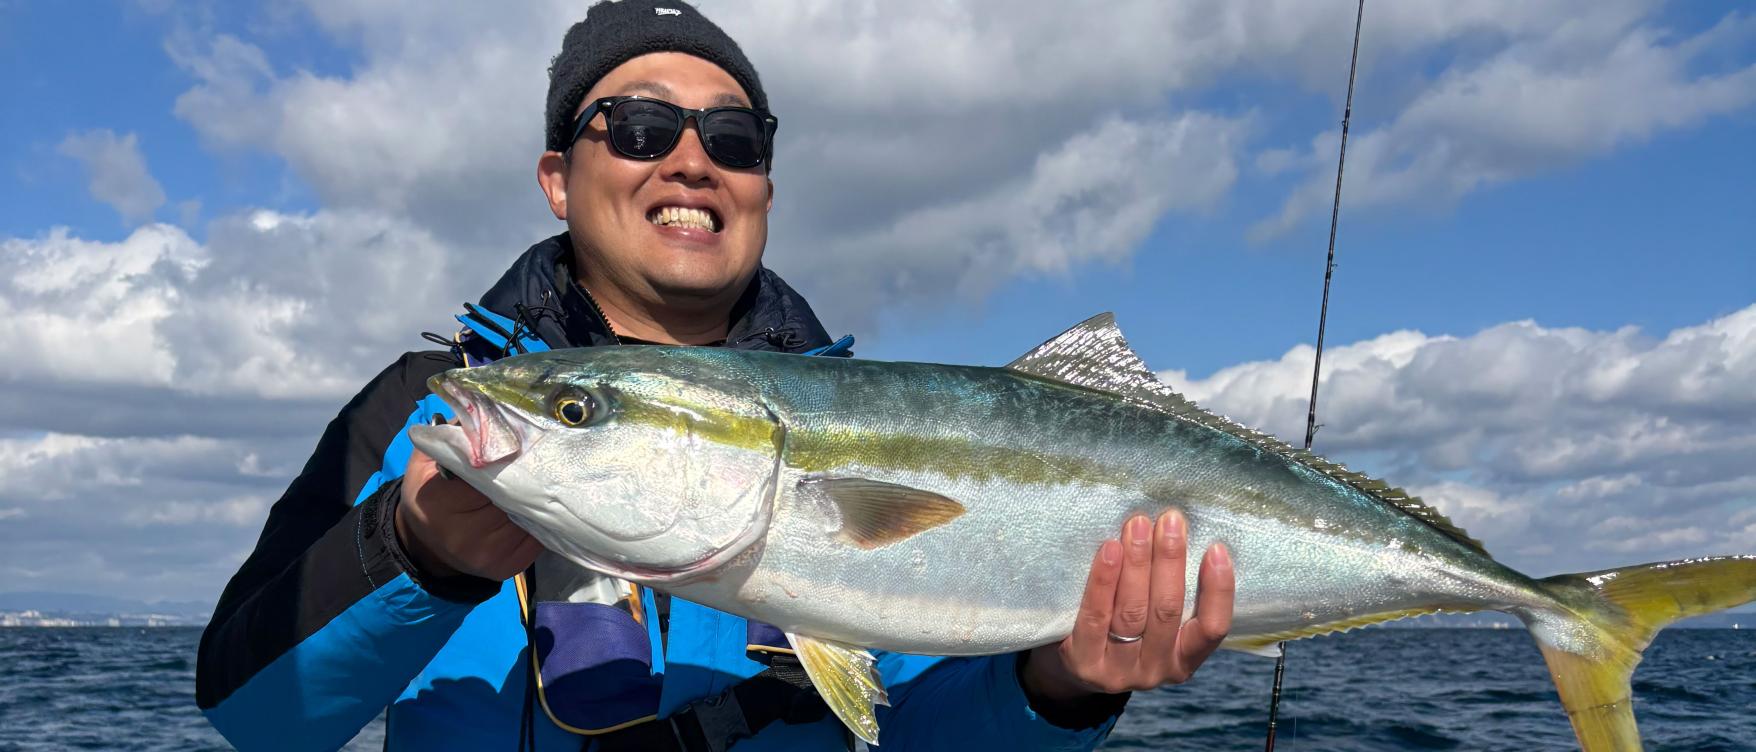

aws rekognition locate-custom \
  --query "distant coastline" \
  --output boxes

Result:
[0,609,208,627]
[0,591,211,627]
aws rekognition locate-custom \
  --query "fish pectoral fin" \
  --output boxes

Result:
[786,632,888,745]
[809,477,966,549]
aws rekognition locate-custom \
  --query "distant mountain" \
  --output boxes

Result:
[0,591,212,617]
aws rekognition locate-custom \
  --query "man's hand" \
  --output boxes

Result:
[1020,510,1234,705]
[394,448,544,581]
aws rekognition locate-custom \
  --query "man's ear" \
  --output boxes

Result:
[766,176,774,214]
[537,152,570,221]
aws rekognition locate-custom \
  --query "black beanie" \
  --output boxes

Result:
[545,0,768,153]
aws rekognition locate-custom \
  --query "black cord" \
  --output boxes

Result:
[732,326,806,350]
[462,303,523,356]
[420,331,459,350]
[508,294,567,356]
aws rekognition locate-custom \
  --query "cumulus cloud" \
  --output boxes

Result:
[785,113,1246,327]
[1251,10,1756,240]
[0,432,299,601]
[1157,304,1756,574]
[152,0,1756,328]
[0,210,484,443]
[55,129,168,224]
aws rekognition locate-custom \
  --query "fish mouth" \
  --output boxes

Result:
[424,374,532,470]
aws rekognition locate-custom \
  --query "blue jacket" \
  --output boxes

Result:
[196,234,1124,750]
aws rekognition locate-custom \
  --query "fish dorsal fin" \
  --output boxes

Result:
[1009,314,1489,556]
[1006,313,1166,396]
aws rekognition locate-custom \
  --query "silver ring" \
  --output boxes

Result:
[1107,631,1144,644]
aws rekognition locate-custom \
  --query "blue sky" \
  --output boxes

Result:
[875,111,1756,373]
[1,0,1752,604]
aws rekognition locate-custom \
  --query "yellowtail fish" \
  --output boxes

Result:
[409,314,1756,749]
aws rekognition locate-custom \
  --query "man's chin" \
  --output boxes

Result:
[646,266,758,304]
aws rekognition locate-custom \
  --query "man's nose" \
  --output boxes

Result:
[659,121,715,185]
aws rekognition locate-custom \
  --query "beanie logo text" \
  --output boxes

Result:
[655,7,682,16]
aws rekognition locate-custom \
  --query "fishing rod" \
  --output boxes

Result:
[1264,0,1365,749]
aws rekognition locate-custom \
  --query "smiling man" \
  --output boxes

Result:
[195,2,1233,749]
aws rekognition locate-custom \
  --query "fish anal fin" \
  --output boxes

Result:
[1224,607,1452,655]
[808,478,966,549]
[786,632,888,745]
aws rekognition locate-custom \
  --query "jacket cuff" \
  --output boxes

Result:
[1012,651,1130,733]
[364,480,502,604]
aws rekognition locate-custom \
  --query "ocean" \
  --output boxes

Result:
[1,627,1750,750]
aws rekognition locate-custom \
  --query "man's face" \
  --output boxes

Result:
[553,52,772,306]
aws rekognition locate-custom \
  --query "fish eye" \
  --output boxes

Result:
[551,389,600,427]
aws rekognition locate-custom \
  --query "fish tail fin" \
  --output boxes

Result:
[1526,556,1756,751]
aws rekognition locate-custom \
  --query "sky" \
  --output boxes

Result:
[0,0,1752,606]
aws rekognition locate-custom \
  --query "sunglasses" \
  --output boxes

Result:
[567,96,778,169]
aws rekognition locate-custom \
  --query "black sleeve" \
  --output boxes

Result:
[1015,650,1132,730]
[195,350,495,710]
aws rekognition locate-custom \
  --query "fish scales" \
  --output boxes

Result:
[409,314,1756,750]
[665,353,1547,654]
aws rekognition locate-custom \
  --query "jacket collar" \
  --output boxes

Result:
[475,232,833,353]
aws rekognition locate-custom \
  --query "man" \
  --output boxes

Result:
[196,2,1235,749]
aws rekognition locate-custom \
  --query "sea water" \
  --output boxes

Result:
[1,627,1751,750]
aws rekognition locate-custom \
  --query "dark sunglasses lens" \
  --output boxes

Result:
[701,111,766,168]
[609,101,680,158]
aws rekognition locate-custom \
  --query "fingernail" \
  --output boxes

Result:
[1161,510,1185,543]
[1126,519,1150,563]
[1208,543,1232,571]
[1101,540,1120,566]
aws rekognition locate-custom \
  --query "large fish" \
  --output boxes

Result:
[409,314,1755,749]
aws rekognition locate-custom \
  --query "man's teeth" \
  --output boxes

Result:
[648,206,719,232]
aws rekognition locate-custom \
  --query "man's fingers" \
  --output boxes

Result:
[1107,515,1154,644]
[1140,510,1188,654]
[406,447,437,478]
[1067,539,1122,663]
[481,531,544,580]
[508,534,544,570]
[419,466,494,514]
[1175,543,1235,673]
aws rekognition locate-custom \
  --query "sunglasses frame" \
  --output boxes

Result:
[566,95,778,169]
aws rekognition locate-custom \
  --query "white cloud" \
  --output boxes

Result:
[150,1,1756,329]
[1251,11,1756,240]
[0,210,475,437]
[782,113,1246,327]
[0,433,296,601]
[1157,304,1756,574]
[55,129,168,225]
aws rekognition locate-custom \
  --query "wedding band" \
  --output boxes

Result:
[1107,631,1144,644]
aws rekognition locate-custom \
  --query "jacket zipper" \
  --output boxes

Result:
[574,283,622,344]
